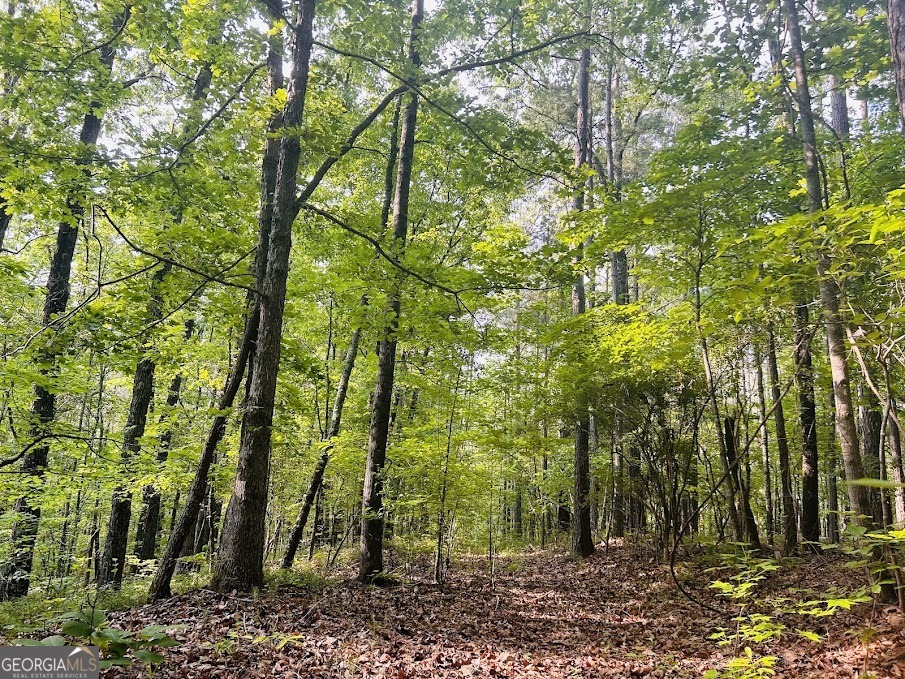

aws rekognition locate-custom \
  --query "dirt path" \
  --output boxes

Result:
[107,544,905,677]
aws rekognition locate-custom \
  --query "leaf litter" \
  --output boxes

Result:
[103,542,905,678]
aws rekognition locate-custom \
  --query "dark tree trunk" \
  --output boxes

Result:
[612,440,625,538]
[888,0,905,133]
[783,0,879,549]
[766,324,797,554]
[0,8,129,601]
[887,403,905,526]
[98,354,155,587]
[571,45,594,559]
[146,20,287,596]
[212,0,317,595]
[359,0,423,584]
[282,92,398,570]
[858,382,885,522]
[828,74,850,140]
[794,304,820,549]
[147,315,257,601]
[755,349,775,546]
[0,205,10,252]
[725,417,761,550]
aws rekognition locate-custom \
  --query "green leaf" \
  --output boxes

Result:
[132,649,165,664]
[61,620,94,637]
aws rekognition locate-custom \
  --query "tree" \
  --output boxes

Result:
[360,0,424,584]
[211,0,319,593]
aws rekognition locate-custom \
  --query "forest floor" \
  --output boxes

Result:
[101,541,905,678]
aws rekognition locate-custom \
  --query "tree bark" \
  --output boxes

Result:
[888,0,905,133]
[828,74,850,140]
[725,417,761,550]
[147,315,258,601]
[783,0,879,542]
[886,402,905,527]
[360,0,424,583]
[794,304,820,548]
[571,45,594,559]
[858,382,885,523]
[766,324,797,554]
[211,0,317,594]
[0,7,129,601]
[755,348,775,546]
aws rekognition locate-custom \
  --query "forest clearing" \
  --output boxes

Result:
[3,0,905,675]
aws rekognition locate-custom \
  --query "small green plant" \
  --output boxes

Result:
[703,647,777,679]
[706,553,782,678]
[15,607,183,670]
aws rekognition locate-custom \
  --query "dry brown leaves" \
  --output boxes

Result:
[104,543,905,678]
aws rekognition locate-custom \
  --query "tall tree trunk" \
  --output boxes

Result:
[766,324,797,553]
[360,0,424,583]
[212,0,317,594]
[888,0,905,133]
[697,258,742,541]
[794,304,820,548]
[282,93,400,570]
[783,0,880,546]
[755,349,775,546]
[570,45,594,559]
[0,7,129,601]
[826,383,841,543]
[784,0,882,533]
[97,354,154,587]
[147,6,287,599]
[147,317,257,601]
[282,321,362,568]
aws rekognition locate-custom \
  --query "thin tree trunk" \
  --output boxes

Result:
[359,0,423,584]
[282,321,362,568]
[826,383,841,543]
[147,315,257,601]
[724,417,761,550]
[766,324,797,553]
[828,74,850,140]
[755,349,775,546]
[571,44,594,559]
[888,0,905,133]
[887,402,905,527]
[282,92,399,570]
[794,304,820,549]
[858,382,885,522]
